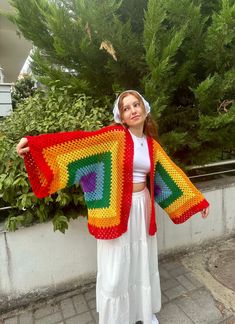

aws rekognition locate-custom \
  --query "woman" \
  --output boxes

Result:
[17,90,209,324]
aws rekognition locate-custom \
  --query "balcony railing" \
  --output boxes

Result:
[187,159,235,182]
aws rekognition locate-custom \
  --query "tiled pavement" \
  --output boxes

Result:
[0,258,234,324]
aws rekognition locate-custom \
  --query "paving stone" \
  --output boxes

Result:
[54,289,81,303]
[34,304,60,319]
[174,289,223,324]
[161,292,169,304]
[60,298,76,319]
[19,311,33,324]
[185,272,204,288]
[3,317,18,324]
[72,295,88,314]
[175,295,206,323]
[215,300,234,319]
[191,288,224,315]
[84,289,96,301]
[157,302,193,323]
[222,316,235,324]
[34,312,63,324]
[162,261,181,271]
[164,284,187,300]
[168,265,188,277]
[160,277,179,291]
[176,274,196,291]
[159,267,171,280]
[65,311,93,324]
[87,299,96,310]
[91,310,99,324]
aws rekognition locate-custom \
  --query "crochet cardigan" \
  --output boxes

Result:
[24,125,209,240]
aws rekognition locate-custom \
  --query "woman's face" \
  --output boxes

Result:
[120,94,147,129]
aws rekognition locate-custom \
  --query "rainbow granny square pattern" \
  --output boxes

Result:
[24,125,209,239]
[24,125,134,239]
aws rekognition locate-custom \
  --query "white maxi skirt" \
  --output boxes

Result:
[96,188,161,324]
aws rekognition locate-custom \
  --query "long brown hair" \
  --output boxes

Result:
[117,90,159,141]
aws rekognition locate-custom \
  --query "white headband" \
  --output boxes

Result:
[113,90,151,123]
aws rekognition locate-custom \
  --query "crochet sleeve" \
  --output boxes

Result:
[153,141,209,224]
[23,126,130,200]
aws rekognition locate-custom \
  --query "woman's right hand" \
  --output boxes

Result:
[16,137,29,158]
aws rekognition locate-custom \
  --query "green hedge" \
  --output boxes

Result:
[0,84,112,232]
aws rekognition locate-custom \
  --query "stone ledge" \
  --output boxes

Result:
[0,275,96,315]
[193,176,235,192]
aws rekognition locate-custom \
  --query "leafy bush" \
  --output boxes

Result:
[11,75,37,109]
[0,83,112,232]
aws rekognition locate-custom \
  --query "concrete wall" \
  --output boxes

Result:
[0,217,97,312]
[157,183,235,255]
[0,179,234,311]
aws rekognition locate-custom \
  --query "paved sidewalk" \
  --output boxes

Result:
[0,242,235,324]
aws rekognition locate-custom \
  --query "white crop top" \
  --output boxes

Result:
[129,130,151,183]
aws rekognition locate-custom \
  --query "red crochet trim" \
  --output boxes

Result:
[172,199,209,224]
[147,137,157,236]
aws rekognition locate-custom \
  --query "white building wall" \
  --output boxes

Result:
[0,83,13,116]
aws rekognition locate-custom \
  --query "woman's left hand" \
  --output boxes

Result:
[201,207,209,219]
